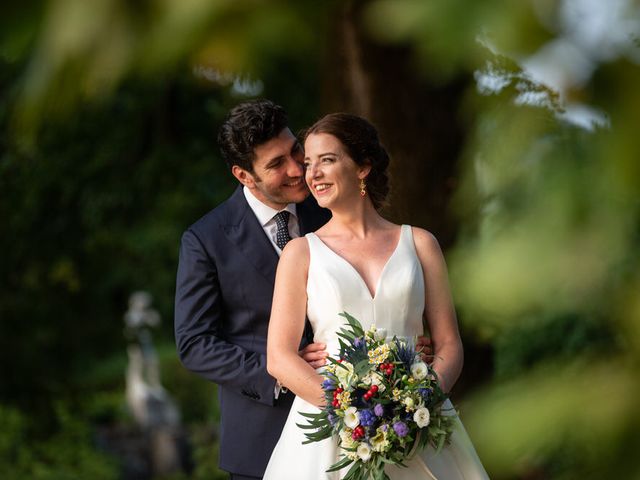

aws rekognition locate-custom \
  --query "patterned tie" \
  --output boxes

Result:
[273,211,292,250]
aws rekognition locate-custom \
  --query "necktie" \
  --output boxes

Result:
[273,211,292,250]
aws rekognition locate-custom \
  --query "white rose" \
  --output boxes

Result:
[374,328,387,341]
[362,372,386,392]
[357,442,372,462]
[413,407,431,428]
[335,361,357,387]
[410,361,428,380]
[343,406,360,429]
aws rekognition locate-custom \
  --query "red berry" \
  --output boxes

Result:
[364,393,371,401]
[336,387,344,393]
[370,385,378,393]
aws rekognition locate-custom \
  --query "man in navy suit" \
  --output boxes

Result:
[174,100,331,479]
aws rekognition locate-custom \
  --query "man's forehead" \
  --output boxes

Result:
[253,128,297,164]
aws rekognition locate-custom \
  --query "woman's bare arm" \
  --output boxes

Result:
[412,227,463,394]
[267,237,325,407]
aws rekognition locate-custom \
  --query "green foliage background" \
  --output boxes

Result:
[2,0,639,479]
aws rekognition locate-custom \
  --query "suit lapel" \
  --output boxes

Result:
[221,187,330,283]
[221,186,279,284]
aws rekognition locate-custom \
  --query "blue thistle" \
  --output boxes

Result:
[419,387,433,401]
[395,340,416,371]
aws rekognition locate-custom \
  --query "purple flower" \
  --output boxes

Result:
[322,379,335,390]
[360,409,376,427]
[393,421,409,438]
[353,337,365,348]
[373,403,385,417]
[328,412,338,426]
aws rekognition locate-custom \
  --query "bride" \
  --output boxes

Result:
[264,113,488,479]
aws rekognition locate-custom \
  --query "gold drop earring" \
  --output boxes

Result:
[359,178,366,197]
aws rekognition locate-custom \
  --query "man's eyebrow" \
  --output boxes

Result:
[265,155,285,168]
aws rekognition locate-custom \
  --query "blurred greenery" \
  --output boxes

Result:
[2,0,639,478]
[372,1,640,478]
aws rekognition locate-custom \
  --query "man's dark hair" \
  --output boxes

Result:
[217,99,288,172]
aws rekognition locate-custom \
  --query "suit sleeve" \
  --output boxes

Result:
[174,228,277,407]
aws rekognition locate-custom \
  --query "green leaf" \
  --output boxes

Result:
[297,411,326,421]
[326,455,354,472]
[354,358,372,376]
[337,330,357,343]
[339,311,366,336]
[343,461,363,480]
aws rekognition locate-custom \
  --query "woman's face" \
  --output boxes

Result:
[303,133,369,210]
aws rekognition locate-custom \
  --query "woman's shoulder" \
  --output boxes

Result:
[408,226,444,259]
[280,236,311,264]
[408,225,438,244]
[276,237,311,280]
[282,236,310,254]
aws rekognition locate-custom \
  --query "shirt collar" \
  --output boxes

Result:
[243,186,297,227]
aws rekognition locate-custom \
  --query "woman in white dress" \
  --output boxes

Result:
[264,113,488,479]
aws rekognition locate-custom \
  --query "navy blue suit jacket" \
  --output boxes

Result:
[174,186,330,477]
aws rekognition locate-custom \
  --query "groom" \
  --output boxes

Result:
[174,99,331,479]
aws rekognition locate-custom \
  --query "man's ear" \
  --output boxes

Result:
[232,165,256,188]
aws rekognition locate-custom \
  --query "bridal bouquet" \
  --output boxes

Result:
[298,312,456,480]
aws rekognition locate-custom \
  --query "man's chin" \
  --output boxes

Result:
[281,185,310,203]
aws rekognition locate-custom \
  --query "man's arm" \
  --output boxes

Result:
[174,229,277,406]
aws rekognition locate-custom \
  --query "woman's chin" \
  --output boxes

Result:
[314,195,333,209]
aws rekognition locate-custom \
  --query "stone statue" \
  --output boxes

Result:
[124,291,182,476]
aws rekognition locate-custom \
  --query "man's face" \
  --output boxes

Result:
[233,128,309,209]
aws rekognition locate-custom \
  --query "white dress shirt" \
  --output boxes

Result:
[243,186,298,398]
[243,186,300,255]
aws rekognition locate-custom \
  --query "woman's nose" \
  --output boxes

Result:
[307,160,321,178]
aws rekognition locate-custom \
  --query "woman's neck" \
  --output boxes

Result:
[327,201,388,238]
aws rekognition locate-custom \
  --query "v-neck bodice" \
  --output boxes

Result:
[308,227,404,300]
[305,224,425,355]
[265,224,490,480]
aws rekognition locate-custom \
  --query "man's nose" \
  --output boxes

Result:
[286,156,304,177]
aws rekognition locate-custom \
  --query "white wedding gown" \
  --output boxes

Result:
[264,225,489,479]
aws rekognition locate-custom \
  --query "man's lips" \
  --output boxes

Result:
[283,179,304,187]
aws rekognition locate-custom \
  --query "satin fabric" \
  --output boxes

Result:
[264,225,489,479]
